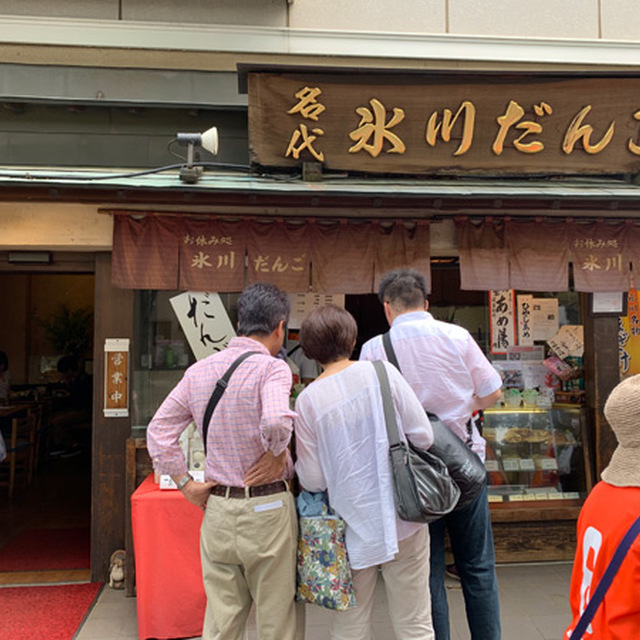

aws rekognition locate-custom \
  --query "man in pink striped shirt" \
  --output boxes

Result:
[147,283,298,640]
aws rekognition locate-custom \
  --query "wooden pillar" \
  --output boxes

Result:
[91,253,134,583]
[581,294,619,481]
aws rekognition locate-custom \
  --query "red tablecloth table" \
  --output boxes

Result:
[131,473,206,640]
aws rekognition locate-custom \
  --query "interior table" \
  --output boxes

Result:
[131,473,206,640]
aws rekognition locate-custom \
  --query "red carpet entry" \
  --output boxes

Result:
[0,527,90,572]
[0,582,102,640]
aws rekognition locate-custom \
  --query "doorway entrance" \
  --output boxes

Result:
[0,270,95,584]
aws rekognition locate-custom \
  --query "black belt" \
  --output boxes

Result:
[210,480,288,499]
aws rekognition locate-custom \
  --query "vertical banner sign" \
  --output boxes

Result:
[619,289,640,376]
[517,294,534,347]
[170,292,236,361]
[490,290,516,355]
[104,338,129,417]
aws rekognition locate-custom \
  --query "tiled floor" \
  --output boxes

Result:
[76,561,574,640]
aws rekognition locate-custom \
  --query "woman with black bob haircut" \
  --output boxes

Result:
[294,304,436,640]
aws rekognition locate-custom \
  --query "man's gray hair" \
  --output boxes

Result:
[237,283,290,337]
[378,269,428,309]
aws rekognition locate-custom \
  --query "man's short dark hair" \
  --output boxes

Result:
[300,305,357,365]
[237,283,290,337]
[378,269,428,310]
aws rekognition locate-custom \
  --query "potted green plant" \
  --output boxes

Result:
[39,304,93,357]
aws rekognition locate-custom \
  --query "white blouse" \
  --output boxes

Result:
[294,360,433,570]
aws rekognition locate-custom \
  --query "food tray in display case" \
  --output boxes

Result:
[482,404,590,505]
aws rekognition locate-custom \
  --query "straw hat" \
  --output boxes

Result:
[601,374,640,487]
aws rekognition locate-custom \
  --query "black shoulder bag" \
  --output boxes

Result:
[381,331,487,510]
[202,351,260,454]
[373,360,460,523]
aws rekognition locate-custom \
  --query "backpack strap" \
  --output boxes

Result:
[571,512,640,639]
[202,351,260,454]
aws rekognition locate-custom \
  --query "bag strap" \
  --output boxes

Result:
[202,351,260,454]
[571,512,640,639]
[372,360,401,447]
[382,330,474,443]
[382,332,401,372]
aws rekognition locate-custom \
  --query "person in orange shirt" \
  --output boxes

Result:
[564,374,640,640]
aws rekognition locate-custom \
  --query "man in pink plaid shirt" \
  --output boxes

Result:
[147,283,298,640]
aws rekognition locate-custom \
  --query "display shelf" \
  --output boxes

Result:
[483,404,590,506]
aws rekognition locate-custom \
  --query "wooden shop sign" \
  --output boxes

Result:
[248,72,640,176]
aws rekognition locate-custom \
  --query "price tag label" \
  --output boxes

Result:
[521,494,537,501]
[507,494,524,502]
[502,458,520,472]
[488,494,504,503]
[519,458,535,471]
[547,492,564,500]
[485,460,499,472]
[541,458,558,470]
[563,492,581,500]
[535,493,550,500]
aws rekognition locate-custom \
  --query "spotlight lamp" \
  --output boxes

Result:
[176,125,219,184]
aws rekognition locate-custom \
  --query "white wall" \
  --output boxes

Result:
[2,0,639,43]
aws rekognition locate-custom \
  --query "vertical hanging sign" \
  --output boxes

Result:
[490,290,516,355]
[517,294,534,347]
[104,338,129,417]
[619,289,640,376]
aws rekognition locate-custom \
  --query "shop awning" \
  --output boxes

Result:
[3,167,640,216]
[3,168,640,293]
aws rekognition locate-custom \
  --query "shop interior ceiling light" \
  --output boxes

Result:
[176,125,219,184]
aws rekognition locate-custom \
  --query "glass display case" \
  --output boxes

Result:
[483,404,589,505]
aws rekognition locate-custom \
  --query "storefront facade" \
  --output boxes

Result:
[5,4,640,580]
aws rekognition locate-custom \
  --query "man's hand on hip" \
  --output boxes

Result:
[182,479,216,510]
[244,450,286,486]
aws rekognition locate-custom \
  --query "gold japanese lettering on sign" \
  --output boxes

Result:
[253,253,307,274]
[104,338,129,417]
[279,85,640,163]
[574,238,623,273]
[183,234,236,272]
[285,86,326,161]
[562,106,615,155]
[348,98,406,157]
[426,101,476,156]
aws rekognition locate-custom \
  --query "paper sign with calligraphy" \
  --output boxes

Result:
[532,298,559,341]
[547,325,584,359]
[104,338,129,417]
[248,72,640,176]
[288,293,345,329]
[517,295,534,347]
[489,290,516,355]
[170,292,236,361]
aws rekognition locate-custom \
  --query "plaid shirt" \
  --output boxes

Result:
[147,337,295,486]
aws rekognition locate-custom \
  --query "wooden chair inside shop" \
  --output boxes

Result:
[32,402,51,471]
[0,409,37,498]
